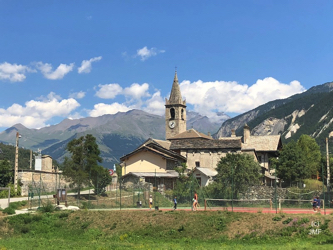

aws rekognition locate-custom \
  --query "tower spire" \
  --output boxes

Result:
[168,69,182,104]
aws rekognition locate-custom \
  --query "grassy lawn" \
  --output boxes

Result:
[0,210,332,249]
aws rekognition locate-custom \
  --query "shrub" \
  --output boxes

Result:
[40,201,55,213]
[2,207,15,215]
[20,225,30,234]
[282,217,293,224]
[58,212,69,219]
[272,216,282,221]
[32,214,43,222]
[298,217,309,225]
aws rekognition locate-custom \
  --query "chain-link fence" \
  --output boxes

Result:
[21,171,333,214]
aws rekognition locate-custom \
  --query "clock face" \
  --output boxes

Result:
[169,121,176,129]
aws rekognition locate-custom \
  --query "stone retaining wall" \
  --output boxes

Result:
[240,185,287,200]
[18,170,70,196]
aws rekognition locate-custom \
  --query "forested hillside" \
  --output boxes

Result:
[0,143,33,170]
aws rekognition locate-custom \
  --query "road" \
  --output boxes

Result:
[0,189,94,209]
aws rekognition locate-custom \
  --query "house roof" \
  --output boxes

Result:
[168,128,212,140]
[123,170,179,178]
[242,135,282,152]
[120,138,186,162]
[170,137,242,150]
[152,139,171,149]
[194,167,217,177]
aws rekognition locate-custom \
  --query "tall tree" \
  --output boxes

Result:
[212,153,261,198]
[0,160,13,187]
[276,136,322,183]
[276,140,306,183]
[62,134,111,199]
[297,134,321,177]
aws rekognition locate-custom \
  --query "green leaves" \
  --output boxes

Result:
[0,159,13,187]
[276,135,322,183]
[214,153,261,197]
[62,134,111,198]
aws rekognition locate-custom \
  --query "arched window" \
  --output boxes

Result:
[170,108,175,119]
[181,109,184,120]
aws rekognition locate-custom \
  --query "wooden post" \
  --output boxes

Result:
[270,199,272,210]
[204,199,207,211]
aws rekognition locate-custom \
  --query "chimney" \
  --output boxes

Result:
[243,124,250,143]
[231,129,236,138]
[208,132,211,137]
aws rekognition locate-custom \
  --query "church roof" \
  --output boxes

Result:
[169,71,182,104]
[166,71,186,106]
[242,135,282,152]
[168,128,212,140]
[170,137,242,150]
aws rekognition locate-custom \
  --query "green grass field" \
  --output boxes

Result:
[0,209,333,249]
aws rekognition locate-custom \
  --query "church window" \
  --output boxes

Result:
[170,108,175,119]
[181,109,184,120]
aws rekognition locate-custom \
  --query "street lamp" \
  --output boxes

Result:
[14,132,21,194]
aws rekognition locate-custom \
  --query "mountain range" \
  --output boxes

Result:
[2,80,333,168]
[214,81,333,151]
[0,110,229,168]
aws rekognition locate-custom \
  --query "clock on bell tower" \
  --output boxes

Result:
[165,70,186,140]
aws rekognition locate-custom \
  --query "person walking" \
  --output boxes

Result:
[173,196,177,210]
[193,191,198,211]
[312,196,317,212]
[149,195,153,210]
[316,196,321,212]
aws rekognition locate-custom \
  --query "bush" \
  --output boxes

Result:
[2,207,15,215]
[39,201,55,213]
[272,216,282,221]
[282,217,293,224]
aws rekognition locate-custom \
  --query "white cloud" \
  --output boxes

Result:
[143,91,165,115]
[0,62,35,82]
[95,83,123,99]
[180,77,306,119]
[0,92,80,128]
[36,62,74,80]
[68,112,84,120]
[69,91,86,99]
[136,46,165,61]
[95,82,150,101]
[89,102,130,117]
[123,83,150,100]
[78,56,102,74]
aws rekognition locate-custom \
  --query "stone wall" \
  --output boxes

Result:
[18,170,70,196]
[240,185,287,200]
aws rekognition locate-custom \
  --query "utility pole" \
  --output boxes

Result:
[30,150,32,169]
[14,132,20,194]
[326,138,331,192]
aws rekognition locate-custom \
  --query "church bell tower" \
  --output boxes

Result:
[165,71,186,140]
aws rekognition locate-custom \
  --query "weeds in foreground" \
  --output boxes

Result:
[0,211,332,249]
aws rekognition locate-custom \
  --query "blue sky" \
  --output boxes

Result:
[0,1,333,130]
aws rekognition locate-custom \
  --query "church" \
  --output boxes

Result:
[120,72,282,189]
